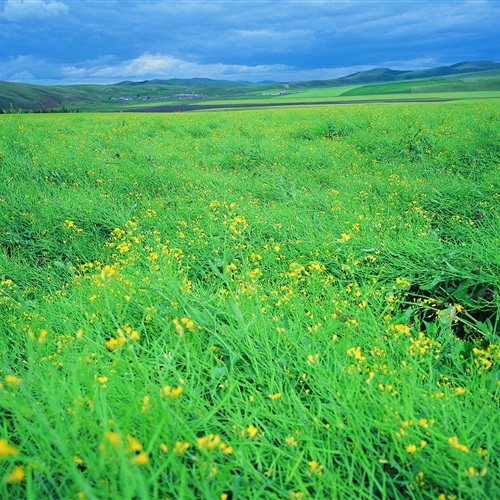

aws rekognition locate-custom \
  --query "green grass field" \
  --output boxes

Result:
[342,76,500,97]
[115,93,499,116]
[1,101,499,499]
[2,66,500,113]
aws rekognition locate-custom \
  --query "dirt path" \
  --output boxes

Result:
[122,98,454,113]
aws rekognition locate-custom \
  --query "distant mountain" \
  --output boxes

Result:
[337,68,408,84]
[282,61,500,90]
[449,61,500,72]
[115,77,255,87]
[0,78,263,111]
[1,60,498,112]
[338,60,500,84]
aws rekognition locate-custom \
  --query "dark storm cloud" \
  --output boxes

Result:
[0,0,499,84]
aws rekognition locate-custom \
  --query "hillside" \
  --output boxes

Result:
[114,77,258,87]
[0,78,280,112]
[340,74,500,97]
[286,61,500,90]
[1,60,499,112]
[338,60,500,84]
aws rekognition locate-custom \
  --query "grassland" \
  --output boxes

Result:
[1,101,500,499]
[341,76,500,97]
[2,61,500,113]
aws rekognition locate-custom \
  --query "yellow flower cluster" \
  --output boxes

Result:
[161,385,183,398]
[197,434,233,455]
[105,325,140,350]
[448,436,469,453]
[0,439,25,483]
[172,317,196,336]
[101,432,149,465]
[62,219,83,233]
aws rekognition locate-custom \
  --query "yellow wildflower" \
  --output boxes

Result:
[219,443,234,455]
[173,441,190,455]
[173,318,184,335]
[104,432,120,450]
[125,435,143,453]
[5,375,22,387]
[197,434,221,451]
[162,386,183,398]
[128,330,140,340]
[38,329,48,343]
[307,354,319,365]
[308,460,324,475]
[130,452,149,465]
[0,439,18,457]
[448,436,469,453]
[346,346,365,361]
[247,425,258,437]
[225,262,237,274]
[4,465,25,483]
[105,336,127,351]
[100,265,115,280]
[141,395,150,412]
[180,317,195,329]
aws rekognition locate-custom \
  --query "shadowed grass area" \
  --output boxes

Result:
[0,101,499,499]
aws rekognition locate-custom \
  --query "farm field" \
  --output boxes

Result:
[124,91,500,113]
[2,63,500,113]
[1,101,500,499]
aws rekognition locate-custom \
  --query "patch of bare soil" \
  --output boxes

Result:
[122,98,454,113]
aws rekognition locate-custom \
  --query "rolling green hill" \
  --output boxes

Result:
[286,61,500,89]
[340,72,500,97]
[0,78,281,112]
[1,60,499,112]
[338,60,500,84]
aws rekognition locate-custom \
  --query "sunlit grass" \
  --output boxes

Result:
[1,101,499,498]
[144,90,500,108]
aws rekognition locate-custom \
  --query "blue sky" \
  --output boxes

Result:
[1,0,499,85]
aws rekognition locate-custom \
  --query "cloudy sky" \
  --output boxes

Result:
[1,0,499,85]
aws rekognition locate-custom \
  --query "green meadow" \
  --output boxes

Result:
[1,101,499,499]
[2,63,500,113]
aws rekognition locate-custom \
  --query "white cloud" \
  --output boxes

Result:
[381,57,439,71]
[9,69,35,80]
[63,53,292,82]
[72,53,386,84]
[0,54,47,79]
[2,0,68,20]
